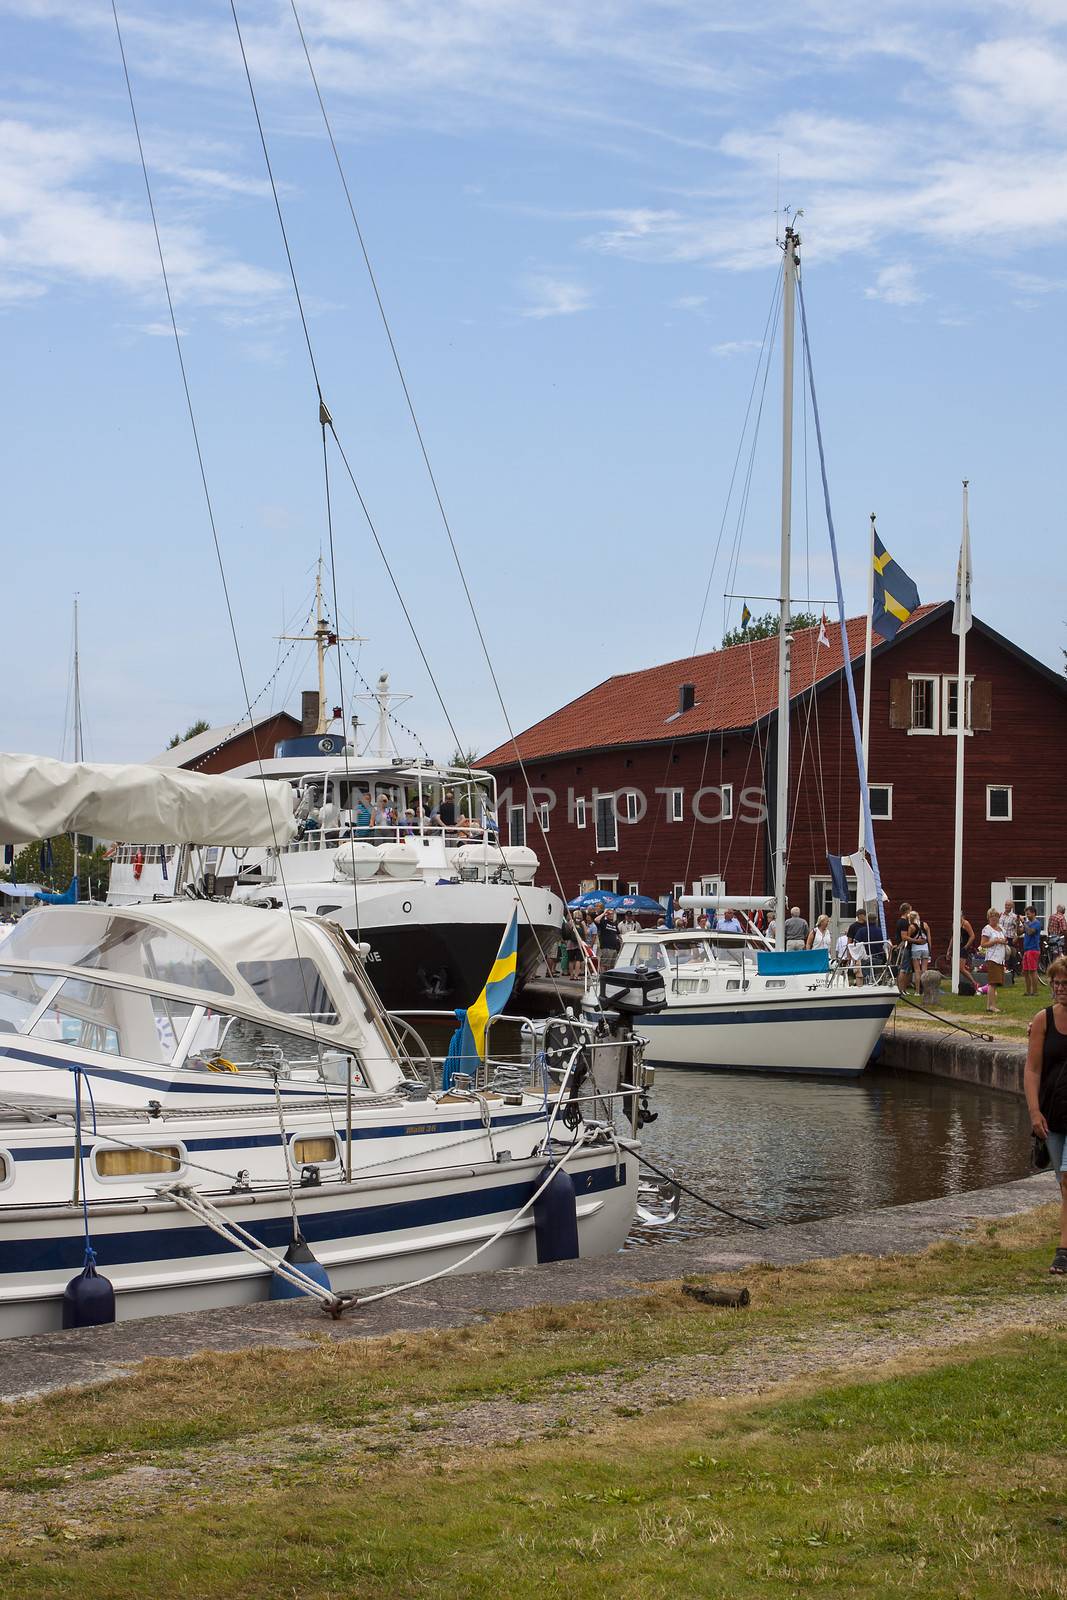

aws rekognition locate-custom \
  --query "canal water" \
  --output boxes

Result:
[627,1066,1033,1248]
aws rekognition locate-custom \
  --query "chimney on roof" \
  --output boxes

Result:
[301,690,321,735]
[678,683,696,714]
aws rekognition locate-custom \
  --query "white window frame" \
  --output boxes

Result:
[942,674,973,736]
[508,805,526,847]
[700,877,723,899]
[92,1140,188,1186]
[624,790,640,823]
[596,874,618,896]
[986,785,1012,822]
[627,881,639,896]
[720,784,734,821]
[594,793,618,852]
[536,801,550,833]
[672,882,685,901]
[868,783,893,821]
[574,796,587,830]
[670,788,684,822]
[907,674,939,735]
[289,1132,341,1173]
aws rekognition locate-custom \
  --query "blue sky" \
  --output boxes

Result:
[2,0,1065,764]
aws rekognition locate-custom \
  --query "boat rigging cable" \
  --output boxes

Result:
[227,0,569,1002]
[639,269,782,895]
[108,0,328,1053]
[278,0,583,955]
[795,270,889,944]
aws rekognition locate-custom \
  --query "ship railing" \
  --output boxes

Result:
[389,1007,644,1123]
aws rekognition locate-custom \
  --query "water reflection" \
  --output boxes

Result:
[628,1067,1032,1248]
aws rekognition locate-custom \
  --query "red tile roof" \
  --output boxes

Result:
[481,605,945,766]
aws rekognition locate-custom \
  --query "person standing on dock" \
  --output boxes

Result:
[784,906,809,950]
[597,909,621,971]
[1022,906,1042,998]
[979,909,1007,1014]
[1024,956,1067,1275]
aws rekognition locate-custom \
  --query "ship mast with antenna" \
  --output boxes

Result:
[279,557,362,734]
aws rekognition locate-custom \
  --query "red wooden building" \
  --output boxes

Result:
[481,603,1067,940]
[148,711,301,776]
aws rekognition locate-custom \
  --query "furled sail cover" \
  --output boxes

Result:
[0,754,296,847]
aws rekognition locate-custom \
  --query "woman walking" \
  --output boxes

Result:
[1024,956,1067,1274]
[908,910,932,984]
[978,908,1007,1014]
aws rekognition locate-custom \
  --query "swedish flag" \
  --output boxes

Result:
[872,534,920,640]
[741,603,752,630]
[441,910,519,1088]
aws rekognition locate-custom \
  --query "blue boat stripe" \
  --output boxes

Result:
[641,1002,895,1027]
[0,1162,626,1275]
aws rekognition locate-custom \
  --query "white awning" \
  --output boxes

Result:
[0,754,296,848]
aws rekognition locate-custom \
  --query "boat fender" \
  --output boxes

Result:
[269,1236,332,1301]
[62,1255,116,1329]
[533,1165,579,1264]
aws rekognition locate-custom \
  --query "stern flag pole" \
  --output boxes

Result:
[951,481,973,995]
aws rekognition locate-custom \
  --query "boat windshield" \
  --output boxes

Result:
[29,978,196,1064]
[630,938,744,970]
[0,968,59,1035]
[1,909,234,996]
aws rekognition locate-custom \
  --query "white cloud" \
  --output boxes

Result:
[864,263,926,306]
[518,275,593,319]
[0,117,285,308]
[711,338,762,356]
[672,293,707,309]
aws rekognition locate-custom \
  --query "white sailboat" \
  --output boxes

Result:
[0,758,664,1337]
[617,226,897,1076]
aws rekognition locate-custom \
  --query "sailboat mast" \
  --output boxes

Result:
[314,560,328,735]
[774,226,799,951]
[72,595,81,897]
[72,595,82,764]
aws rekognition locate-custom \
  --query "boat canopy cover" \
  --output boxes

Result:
[0,754,296,848]
[678,894,774,912]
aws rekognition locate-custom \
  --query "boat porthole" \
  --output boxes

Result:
[403,900,412,914]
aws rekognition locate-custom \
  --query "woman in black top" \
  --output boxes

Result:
[1024,955,1067,1273]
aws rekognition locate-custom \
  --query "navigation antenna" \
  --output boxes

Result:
[278,556,363,734]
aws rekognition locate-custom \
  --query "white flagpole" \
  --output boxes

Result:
[858,512,875,851]
[951,481,971,995]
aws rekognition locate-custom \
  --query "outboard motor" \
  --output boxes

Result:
[596,964,666,1133]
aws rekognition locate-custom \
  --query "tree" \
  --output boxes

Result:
[449,746,482,771]
[721,611,820,649]
[8,834,111,900]
[168,718,211,750]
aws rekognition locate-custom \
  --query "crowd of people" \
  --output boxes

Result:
[294,785,495,846]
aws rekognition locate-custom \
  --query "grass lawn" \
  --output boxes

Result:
[2,1209,1065,1598]
[894,978,1048,1039]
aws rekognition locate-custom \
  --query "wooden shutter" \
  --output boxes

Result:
[888,679,911,730]
[971,679,992,731]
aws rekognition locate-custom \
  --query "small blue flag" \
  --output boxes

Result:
[827,854,849,905]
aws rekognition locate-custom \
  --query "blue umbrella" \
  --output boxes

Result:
[567,890,624,910]
[613,894,665,914]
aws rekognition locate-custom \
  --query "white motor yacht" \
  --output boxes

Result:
[616,918,896,1076]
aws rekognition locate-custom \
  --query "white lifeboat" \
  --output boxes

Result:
[333,844,381,881]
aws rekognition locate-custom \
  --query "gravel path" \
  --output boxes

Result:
[3,1288,1064,1545]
